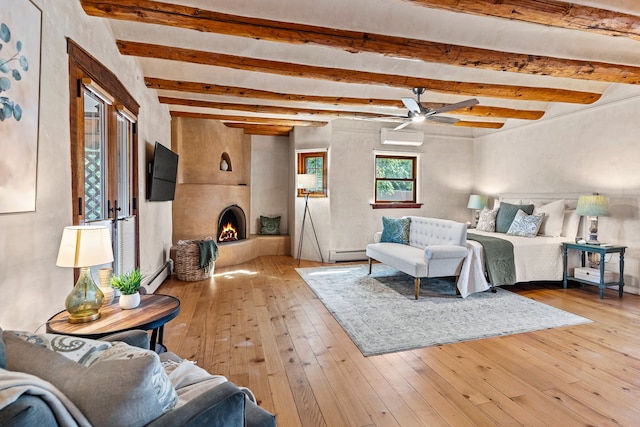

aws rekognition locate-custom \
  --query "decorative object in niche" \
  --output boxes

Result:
[220,152,232,171]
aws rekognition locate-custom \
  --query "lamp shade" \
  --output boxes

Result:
[576,194,610,217]
[56,226,114,268]
[297,174,317,190]
[467,194,488,210]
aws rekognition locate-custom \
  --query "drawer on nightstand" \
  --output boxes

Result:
[574,267,617,284]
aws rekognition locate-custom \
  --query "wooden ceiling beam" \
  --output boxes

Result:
[118,41,600,104]
[402,0,640,41]
[82,0,640,84]
[149,77,544,119]
[169,111,327,127]
[223,123,292,136]
[158,95,544,120]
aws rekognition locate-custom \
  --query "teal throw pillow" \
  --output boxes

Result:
[380,216,411,244]
[259,215,281,235]
[496,202,534,233]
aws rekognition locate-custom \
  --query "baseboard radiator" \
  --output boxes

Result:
[329,249,368,263]
[142,260,173,294]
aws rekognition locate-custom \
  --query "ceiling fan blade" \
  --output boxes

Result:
[393,120,413,131]
[428,98,479,115]
[401,97,421,114]
[425,116,459,124]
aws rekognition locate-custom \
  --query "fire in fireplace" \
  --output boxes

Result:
[219,222,238,242]
[217,205,246,243]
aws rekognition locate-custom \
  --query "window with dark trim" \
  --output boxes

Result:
[297,151,327,197]
[372,154,421,208]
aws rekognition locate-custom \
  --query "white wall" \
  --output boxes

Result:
[473,88,640,293]
[292,120,475,261]
[0,0,172,331]
[250,135,290,235]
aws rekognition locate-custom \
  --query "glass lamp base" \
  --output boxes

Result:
[65,267,104,324]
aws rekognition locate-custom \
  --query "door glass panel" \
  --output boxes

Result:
[116,113,132,218]
[83,90,107,221]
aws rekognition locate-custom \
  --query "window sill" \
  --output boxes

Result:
[370,203,423,209]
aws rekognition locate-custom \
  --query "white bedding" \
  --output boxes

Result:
[458,230,571,297]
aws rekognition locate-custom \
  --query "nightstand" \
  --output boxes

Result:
[562,242,626,299]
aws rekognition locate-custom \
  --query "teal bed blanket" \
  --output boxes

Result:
[467,233,516,286]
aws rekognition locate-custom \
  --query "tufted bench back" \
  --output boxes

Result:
[406,216,467,249]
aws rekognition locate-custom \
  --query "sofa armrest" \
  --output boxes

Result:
[99,330,150,350]
[424,245,468,261]
[0,395,58,426]
[148,381,246,427]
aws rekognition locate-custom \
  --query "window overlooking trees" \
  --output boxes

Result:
[373,154,420,208]
[297,151,327,197]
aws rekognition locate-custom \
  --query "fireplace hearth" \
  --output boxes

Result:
[217,205,247,243]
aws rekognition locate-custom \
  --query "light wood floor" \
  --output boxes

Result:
[157,256,640,426]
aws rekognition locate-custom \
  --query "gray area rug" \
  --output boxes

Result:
[296,264,591,356]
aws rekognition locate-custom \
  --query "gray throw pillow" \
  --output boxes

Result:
[259,215,281,235]
[496,202,534,233]
[4,332,166,426]
[380,216,411,244]
[0,328,5,369]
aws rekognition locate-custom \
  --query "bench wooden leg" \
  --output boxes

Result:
[368,258,372,275]
[415,277,420,300]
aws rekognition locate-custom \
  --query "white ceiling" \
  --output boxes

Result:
[83,0,640,135]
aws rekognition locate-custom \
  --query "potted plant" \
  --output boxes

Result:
[111,269,143,309]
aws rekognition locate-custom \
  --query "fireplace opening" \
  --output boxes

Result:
[217,205,247,243]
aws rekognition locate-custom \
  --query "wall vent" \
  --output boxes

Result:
[329,249,368,263]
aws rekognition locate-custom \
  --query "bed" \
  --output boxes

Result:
[457,195,583,297]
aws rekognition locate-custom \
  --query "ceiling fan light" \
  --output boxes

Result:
[412,115,426,122]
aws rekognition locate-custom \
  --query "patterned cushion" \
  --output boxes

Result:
[3,331,167,426]
[507,209,545,237]
[6,331,178,414]
[7,330,111,365]
[380,216,411,244]
[496,202,534,233]
[476,208,498,232]
[259,215,281,235]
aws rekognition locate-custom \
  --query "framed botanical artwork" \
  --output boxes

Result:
[0,0,42,213]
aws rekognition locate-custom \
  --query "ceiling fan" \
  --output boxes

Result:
[383,88,479,130]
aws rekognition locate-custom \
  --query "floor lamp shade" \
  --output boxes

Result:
[57,226,114,323]
[297,174,317,191]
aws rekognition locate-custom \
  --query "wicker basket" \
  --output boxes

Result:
[174,240,215,281]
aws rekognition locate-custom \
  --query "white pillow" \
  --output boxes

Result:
[562,209,581,238]
[532,199,565,236]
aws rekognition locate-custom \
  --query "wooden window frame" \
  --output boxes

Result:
[67,38,140,266]
[297,151,327,197]
[371,154,422,209]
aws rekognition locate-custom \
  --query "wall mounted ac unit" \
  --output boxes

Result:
[380,128,424,146]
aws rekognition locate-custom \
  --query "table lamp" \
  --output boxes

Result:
[576,193,609,244]
[467,194,488,225]
[56,225,114,323]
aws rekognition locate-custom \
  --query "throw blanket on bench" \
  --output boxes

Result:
[467,233,516,286]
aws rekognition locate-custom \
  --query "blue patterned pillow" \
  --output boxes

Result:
[496,202,534,233]
[507,209,545,237]
[380,216,411,244]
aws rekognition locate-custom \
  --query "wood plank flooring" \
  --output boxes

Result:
[157,256,640,426]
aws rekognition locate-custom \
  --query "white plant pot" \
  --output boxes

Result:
[119,292,140,309]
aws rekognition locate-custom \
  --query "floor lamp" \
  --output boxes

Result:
[297,174,324,265]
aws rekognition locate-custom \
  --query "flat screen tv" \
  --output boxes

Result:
[148,142,178,201]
